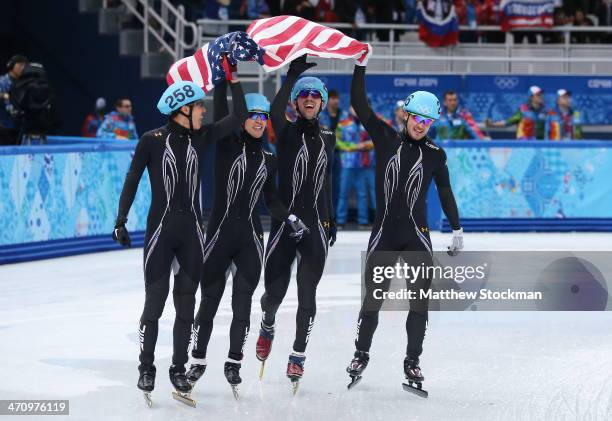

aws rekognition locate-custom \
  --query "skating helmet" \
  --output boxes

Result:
[403,91,441,120]
[291,77,328,107]
[245,93,270,113]
[157,81,205,115]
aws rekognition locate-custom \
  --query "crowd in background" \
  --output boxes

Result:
[81,97,139,140]
[185,0,612,44]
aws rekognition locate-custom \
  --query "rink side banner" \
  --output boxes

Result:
[442,141,612,218]
[314,74,612,126]
[0,144,150,247]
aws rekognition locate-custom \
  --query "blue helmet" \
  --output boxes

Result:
[157,81,205,115]
[290,77,328,106]
[403,91,441,120]
[245,93,270,113]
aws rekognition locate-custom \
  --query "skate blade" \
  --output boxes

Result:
[347,375,362,390]
[402,382,428,398]
[290,379,300,395]
[142,392,153,408]
[172,391,196,407]
[231,385,240,400]
[259,360,265,380]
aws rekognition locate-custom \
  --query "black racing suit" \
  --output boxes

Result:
[116,82,247,371]
[350,65,461,359]
[190,82,290,363]
[259,66,335,354]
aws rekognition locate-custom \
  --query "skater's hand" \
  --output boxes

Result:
[447,228,463,256]
[288,214,310,242]
[288,55,317,77]
[328,218,337,247]
[221,54,238,82]
[354,43,372,67]
[112,216,131,248]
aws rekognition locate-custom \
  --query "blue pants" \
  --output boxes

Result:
[336,167,368,225]
[364,167,376,214]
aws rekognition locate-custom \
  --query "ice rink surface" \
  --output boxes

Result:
[1,232,611,421]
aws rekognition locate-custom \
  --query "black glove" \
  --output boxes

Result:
[328,218,337,247]
[288,54,317,77]
[112,216,131,248]
[288,214,310,242]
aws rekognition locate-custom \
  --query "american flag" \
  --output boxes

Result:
[166,31,265,92]
[247,16,371,72]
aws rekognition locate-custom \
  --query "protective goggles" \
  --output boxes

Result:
[409,113,435,126]
[297,90,322,99]
[248,111,269,121]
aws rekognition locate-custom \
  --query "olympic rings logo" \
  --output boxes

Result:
[494,77,519,90]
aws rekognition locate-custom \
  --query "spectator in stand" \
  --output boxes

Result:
[335,106,371,228]
[544,7,570,44]
[434,91,486,140]
[477,0,505,43]
[266,0,281,15]
[595,0,612,43]
[486,86,548,140]
[455,0,479,42]
[403,0,417,24]
[335,0,364,38]
[244,0,271,18]
[571,8,595,43]
[282,0,317,20]
[0,55,27,146]
[363,0,404,41]
[313,0,338,21]
[97,98,138,140]
[81,97,107,138]
[320,89,343,213]
[545,89,583,140]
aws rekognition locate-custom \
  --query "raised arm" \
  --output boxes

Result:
[271,55,317,135]
[213,80,229,122]
[205,79,248,143]
[350,64,390,146]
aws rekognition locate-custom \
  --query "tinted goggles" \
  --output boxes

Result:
[297,90,322,99]
[409,113,435,126]
[248,111,269,121]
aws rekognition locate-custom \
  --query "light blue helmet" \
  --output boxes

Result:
[245,93,270,113]
[403,91,441,120]
[157,81,205,115]
[290,77,328,106]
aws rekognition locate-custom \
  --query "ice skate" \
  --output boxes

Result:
[186,361,207,387]
[346,351,369,390]
[169,365,196,407]
[137,364,156,408]
[224,361,242,400]
[286,352,305,395]
[402,357,428,398]
[256,322,275,379]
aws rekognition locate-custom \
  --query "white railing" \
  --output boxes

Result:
[104,0,198,61]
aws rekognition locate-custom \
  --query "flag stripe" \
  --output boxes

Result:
[247,16,369,72]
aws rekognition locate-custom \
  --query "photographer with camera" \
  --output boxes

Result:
[0,55,27,145]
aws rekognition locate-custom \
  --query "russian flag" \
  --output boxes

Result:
[417,0,459,48]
